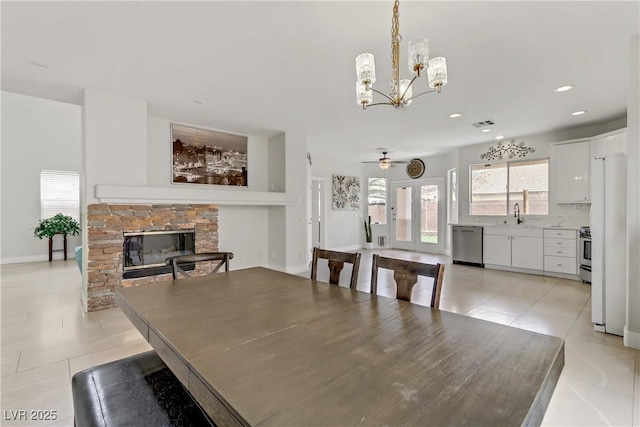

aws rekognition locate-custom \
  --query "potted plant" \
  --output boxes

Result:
[34,213,81,262]
[364,215,373,249]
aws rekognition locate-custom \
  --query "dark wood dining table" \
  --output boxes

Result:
[116,267,564,427]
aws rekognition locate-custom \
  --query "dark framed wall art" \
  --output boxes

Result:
[171,123,248,186]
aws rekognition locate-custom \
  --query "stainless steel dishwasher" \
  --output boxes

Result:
[452,226,484,267]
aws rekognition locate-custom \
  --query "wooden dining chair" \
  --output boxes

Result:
[164,252,234,280]
[310,247,361,289]
[370,254,445,308]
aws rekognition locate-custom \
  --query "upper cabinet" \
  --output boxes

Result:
[593,129,627,158]
[551,139,591,203]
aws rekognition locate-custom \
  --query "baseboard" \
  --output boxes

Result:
[484,264,542,276]
[484,264,582,282]
[286,264,309,275]
[623,325,640,349]
[267,263,287,273]
[330,245,365,252]
[1,253,77,264]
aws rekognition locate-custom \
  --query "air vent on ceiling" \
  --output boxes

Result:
[472,120,495,128]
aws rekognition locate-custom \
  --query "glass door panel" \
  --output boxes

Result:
[420,185,438,244]
[395,186,412,242]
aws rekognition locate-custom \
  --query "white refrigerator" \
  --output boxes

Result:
[590,152,627,335]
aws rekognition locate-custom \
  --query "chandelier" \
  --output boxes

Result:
[355,0,448,110]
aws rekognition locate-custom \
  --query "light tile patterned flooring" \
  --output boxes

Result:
[1,249,638,426]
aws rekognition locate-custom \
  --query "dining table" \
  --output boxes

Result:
[116,266,564,427]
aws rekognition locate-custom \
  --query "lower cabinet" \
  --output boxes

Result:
[483,227,543,270]
[512,236,544,270]
[543,229,578,274]
[483,235,511,266]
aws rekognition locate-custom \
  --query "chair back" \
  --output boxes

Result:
[165,252,234,280]
[370,254,445,308]
[310,247,361,289]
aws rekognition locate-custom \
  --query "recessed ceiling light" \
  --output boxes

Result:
[571,110,587,116]
[495,135,505,140]
[449,113,462,118]
[554,85,574,93]
[481,129,491,133]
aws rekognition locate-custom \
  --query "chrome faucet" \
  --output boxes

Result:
[514,203,524,224]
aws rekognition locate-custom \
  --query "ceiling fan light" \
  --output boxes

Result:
[427,57,448,89]
[408,38,429,75]
[356,53,376,84]
[356,81,373,106]
[379,159,392,170]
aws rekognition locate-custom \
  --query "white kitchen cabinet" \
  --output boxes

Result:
[551,140,591,203]
[512,236,544,270]
[483,235,511,266]
[593,129,627,157]
[483,227,543,270]
[543,228,578,275]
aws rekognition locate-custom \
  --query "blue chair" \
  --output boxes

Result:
[74,246,82,272]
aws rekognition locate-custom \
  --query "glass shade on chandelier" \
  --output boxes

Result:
[356,53,376,85]
[408,38,429,74]
[356,81,373,106]
[427,57,448,89]
[354,0,448,109]
[399,79,413,106]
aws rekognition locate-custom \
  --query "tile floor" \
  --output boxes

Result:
[1,249,638,426]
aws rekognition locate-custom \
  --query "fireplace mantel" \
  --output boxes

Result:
[95,185,299,206]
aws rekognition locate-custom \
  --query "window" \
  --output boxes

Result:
[367,177,387,224]
[40,170,80,220]
[448,168,458,224]
[470,159,548,216]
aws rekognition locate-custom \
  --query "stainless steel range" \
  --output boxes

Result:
[579,226,591,283]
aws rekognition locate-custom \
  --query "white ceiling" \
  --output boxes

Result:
[2,1,638,163]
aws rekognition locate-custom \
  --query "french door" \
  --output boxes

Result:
[391,178,444,253]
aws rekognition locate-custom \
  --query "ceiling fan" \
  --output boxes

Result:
[362,151,408,170]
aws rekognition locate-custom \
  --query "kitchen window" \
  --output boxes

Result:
[368,177,387,224]
[470,159,548,216]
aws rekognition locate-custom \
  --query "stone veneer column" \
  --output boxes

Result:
[86,203,218,311]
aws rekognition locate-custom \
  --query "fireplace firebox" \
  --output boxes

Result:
[123,230,195,278]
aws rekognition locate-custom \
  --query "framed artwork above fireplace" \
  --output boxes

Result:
[171,123,248,187]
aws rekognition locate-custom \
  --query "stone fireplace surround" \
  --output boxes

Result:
[86,203,219,311]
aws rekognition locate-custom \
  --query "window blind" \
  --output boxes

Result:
[40,170,80,221]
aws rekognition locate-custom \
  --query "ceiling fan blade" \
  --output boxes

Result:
[361,161,380,164]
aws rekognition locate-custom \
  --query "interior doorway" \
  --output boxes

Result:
[310,178,325,250]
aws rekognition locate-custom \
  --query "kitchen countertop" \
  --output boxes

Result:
[450,222,583,230]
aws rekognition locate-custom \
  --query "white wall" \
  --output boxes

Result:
[267,134,286,270]
[1,91,82,263]
[83,90,148,204]
[218,206,269,270]
[284,132,310,272]
[310,154,364,251]
[625,34,640,349]
[267,133,286,192]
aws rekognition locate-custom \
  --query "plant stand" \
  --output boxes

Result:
[49,234,67,262]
